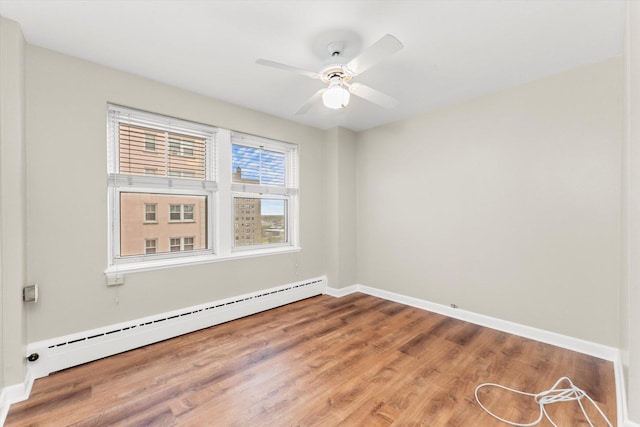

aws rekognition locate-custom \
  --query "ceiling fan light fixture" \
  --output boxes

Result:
[322,79,350,109]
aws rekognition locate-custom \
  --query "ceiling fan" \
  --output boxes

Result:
[256,34,403,114]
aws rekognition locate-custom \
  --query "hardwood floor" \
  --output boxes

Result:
[6,293,617,426]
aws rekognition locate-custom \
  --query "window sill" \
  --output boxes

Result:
[105,246,301,277]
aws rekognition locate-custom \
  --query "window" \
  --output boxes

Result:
[182,140,194,157]
[170,236,195,252]
[144,203,157,223]
[144,133,156,151]
[231,134,297,250]
[169,238,181,252]
[107,105,298,274]
[183,204,194,221]
[168,204,194,222]
[169,136,194,157]
[108,105,215,265]
[184,237,194,250]
[145,239,157,254]
[169,204,181,221]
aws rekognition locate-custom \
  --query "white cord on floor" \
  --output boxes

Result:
[474,376,613,427]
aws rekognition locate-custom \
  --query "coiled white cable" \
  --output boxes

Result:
[474,376,613,427]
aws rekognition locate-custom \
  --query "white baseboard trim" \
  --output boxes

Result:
[326,284,634,427]
[324,284,358,298]
[0,368,34,426]
[4,279,634,426]
[329,284,618,359]
[1,276,326,422]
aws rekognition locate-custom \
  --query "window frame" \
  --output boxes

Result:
[230,133,298,253]
[105,105,300,276]
[144,203,158,223]
[112,187,214,265]
[183,236,195,251]
[144,238,157,255]
[168,203,195,223]
[107,105,216,269]
[169,236,196,252]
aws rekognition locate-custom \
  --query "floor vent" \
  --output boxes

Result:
[27,276,326,379]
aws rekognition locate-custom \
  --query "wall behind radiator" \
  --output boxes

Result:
[25,46,327,342]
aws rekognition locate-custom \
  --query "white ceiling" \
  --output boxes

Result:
[0,0,626,131]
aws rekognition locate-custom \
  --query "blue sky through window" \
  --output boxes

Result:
[261,199,285,216]
[232,144,285,186]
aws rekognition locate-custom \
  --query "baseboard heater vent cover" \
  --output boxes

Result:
[27,276,326,379]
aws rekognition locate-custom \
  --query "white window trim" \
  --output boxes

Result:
[144,203,158,224]
[169,236,196,252]
[105,246,301,276]
[168,203,195,223]
[183,236,195,251]
[229,131,299,253]
[169,237,181,252]
[106,105,300,277]
[144,238,157,255]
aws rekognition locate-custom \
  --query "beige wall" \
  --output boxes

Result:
[25,45,326,342]
[0,17,28,387]
[2,16,634,420]
[623,1,640,422]
[356,58,622,347]
[324,127,357,288]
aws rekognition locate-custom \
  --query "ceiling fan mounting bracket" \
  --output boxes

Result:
[320,65,353,84]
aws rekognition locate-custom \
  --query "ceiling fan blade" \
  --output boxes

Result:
[346,34,403,75]
[348,82,398,109]
[295,88,325,115]
[256,59,321,80]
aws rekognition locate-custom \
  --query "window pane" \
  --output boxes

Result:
[168,138,180,155]
[260,150,286,186]
[169,204,181,221]
[183,205,194,221]
[184,237,194,251]
[118,124,206,179]
[144,133,156,151]
[232,145,285,186]
[120,193,207,257]
[234,198,286,247]
[145,239,157,254]
[170,238,181,252]
[182,140,194,157]
[144,204,157,222]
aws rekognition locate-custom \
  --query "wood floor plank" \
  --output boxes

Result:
[6,293,617,426]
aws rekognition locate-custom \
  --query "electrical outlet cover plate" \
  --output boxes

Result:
[23,284,38,302]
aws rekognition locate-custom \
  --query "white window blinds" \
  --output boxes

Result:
[108,105,216,190]
[230,132,298,196]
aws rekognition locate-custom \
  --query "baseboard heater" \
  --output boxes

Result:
[26,276,326,380]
